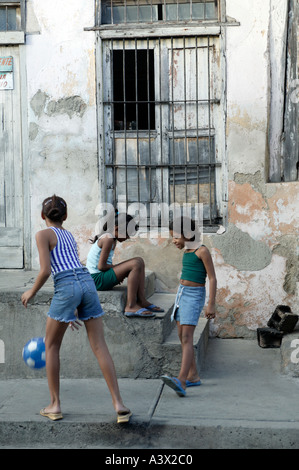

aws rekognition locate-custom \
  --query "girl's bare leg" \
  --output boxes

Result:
[84,317,130,414]
[113,258,152,314]
[44,317,69,413]
[177,324,200,387]
[113,257,161,313]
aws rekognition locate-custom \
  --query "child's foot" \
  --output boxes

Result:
[41,404,61,414]
[115,404,132,423]
[40,406,63,421]
[186,376,201,387]
[124,304,155,317]
[141,302,164,312]
[117,410,132,424]
[161,376,186,397]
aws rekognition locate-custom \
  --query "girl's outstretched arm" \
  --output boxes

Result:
[21,230,52,308]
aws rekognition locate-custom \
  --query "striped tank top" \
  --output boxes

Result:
[49,227,82,275]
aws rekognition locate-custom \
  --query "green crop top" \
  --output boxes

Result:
[181,247,207,285]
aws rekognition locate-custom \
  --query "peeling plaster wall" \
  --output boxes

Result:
[212,176,298,337]
[209,0,298,338]
[112,0,299,338]
[25,0,98,266]
[23,1,298,338]
[209,0,298,337]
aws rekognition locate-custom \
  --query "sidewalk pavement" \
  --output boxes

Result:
[1,337,299,449]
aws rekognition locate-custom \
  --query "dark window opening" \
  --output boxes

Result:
[0,6,19,31]
[113,49,155,131]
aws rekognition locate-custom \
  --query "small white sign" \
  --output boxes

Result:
[0,72,13,90]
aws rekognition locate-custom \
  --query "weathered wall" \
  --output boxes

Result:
[113,0,299,338]
[24,0,298,338]
[26,0,98,265]
[206,0,298,337]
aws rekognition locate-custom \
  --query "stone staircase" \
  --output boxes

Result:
[0,270,210,379]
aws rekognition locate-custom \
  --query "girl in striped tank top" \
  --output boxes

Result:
[21,195,131,424]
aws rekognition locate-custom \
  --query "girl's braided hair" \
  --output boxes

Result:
[42,195,67,222]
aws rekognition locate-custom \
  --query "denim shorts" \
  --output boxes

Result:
[48,268,104,323]
[171,284,206,326]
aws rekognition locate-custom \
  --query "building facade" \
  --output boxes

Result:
[0,0,298,337]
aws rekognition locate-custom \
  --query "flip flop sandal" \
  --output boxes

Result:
[147,304,165,313]
[186,380,201,387]
[160,376,186,397]
[117,411,132,424]
[124,308,155,318]
[40,408,63,421]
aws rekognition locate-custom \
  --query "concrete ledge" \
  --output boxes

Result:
[0,270,177,379]
[2,418,299,449]
[2,340,299,449]
[161,317,210,376]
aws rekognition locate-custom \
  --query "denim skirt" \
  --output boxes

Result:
[171,284,206,326]
[48,267,104,323]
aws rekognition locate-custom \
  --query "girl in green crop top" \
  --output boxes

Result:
[161,217,217,398]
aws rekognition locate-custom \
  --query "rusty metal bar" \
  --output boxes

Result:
[147,38,152,205]
[207,35,212,224]
[122,39,128,209]
[183,36,187,203]
[195,36,200,204]
[134,38,141,203]
[171,36,175,203]
[158,37,164,203]
[106,163,221,168]
[111,38,116,206]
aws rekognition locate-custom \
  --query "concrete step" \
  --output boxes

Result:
[95,269,155,313]
[0,269,210,380]
[161,317,210,377]
[104,292,176,378]
[0,271,176,379]
[2,340,299,449]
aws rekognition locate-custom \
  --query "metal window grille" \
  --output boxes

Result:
[101,0,219,25]
[102,33,221,228]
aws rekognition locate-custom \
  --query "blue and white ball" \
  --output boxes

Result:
[22,337,46,369]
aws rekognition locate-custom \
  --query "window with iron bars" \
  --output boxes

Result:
[0,1,25,32]
[99,2,222,229]
[100,0,219,25]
